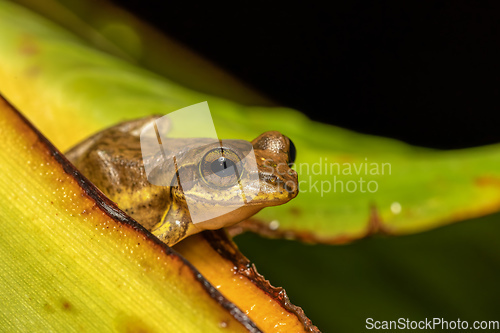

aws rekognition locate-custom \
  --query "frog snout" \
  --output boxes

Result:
[260,172,298,197]
[281,176,299,198]
[283,179,297,195]
[251,131,299,198]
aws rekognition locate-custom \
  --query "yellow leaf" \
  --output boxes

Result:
[0,94,259,332]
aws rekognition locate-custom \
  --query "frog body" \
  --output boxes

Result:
[66,116,298,246]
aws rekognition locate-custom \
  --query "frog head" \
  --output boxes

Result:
[151,131,298,241]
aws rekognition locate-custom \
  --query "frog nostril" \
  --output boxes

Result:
[266,174,277,184]
[287,137,296,167]
[283,181,296,194]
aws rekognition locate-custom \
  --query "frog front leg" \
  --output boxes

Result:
[150,195,197,246]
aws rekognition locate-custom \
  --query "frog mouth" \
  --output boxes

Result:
[281,180,298,195]
[173,168,298,208]
[259,172,298,195]
[243,180,298,205]
[178,182,296,208]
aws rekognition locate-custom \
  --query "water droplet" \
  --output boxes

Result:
[391,202,402,214]
[269,220,280,230]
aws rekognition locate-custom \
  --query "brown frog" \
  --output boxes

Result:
[66,115,298,246]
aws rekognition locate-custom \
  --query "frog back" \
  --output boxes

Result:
[65,116,171,230]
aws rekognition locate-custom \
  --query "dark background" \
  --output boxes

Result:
[111,1,500,150]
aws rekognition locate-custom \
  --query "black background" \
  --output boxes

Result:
[111,1,500,150]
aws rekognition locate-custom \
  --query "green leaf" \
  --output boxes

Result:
[11,0,275,106]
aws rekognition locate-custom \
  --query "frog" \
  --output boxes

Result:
[65,115,298,246]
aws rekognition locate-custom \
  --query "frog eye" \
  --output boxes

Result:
[199,148,243,188]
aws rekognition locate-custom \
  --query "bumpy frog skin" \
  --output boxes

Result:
[66,116,298,246]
